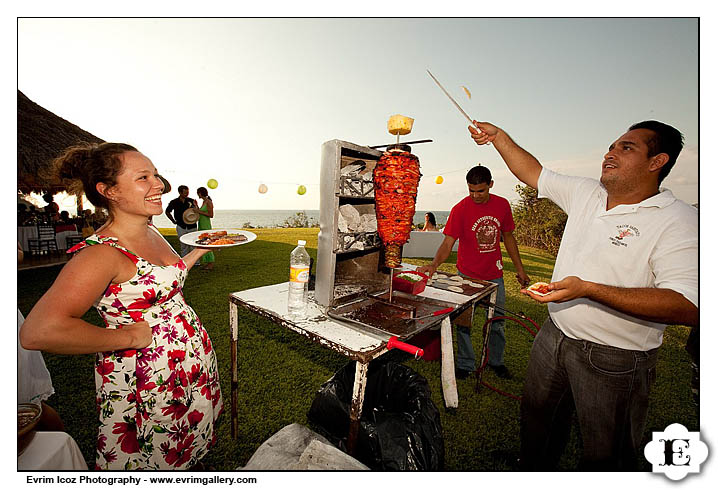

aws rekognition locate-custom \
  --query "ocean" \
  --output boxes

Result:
[152,209,451,229]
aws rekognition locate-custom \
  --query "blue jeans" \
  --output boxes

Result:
[519,317,657,470]
[456,277,506,371]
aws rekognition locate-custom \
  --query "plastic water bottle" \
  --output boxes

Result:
[288,240,311,319]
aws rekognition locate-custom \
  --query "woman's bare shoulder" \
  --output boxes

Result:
[64,243,127,276]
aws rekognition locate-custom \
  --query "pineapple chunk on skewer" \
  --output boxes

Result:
[387,114,414,135]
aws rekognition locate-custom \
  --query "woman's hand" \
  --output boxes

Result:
[182,246,216,269]
[123,321,153,349]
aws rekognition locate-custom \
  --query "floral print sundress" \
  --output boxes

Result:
[69,228,223,470]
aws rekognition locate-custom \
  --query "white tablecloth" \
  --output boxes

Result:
[17,227,82,252]
[402,230,458,258]
[18,431,88,471]
[56,230,82,250]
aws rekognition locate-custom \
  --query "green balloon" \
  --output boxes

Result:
[297,185,307,195]
[207,179,218,189]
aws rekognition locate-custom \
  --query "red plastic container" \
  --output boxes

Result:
[392,270,428,295]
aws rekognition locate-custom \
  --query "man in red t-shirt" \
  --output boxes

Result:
[418,166,530,379]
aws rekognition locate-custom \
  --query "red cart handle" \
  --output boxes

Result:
[387,336,424,359]
[431,307,454,316]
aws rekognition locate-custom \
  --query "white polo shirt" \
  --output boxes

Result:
[538,168,698,351]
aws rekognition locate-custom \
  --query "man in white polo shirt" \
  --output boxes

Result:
[469,120,698,470]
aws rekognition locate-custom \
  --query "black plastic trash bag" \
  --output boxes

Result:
[308,360,444,470]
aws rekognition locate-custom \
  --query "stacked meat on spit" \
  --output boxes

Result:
[373,145,421,268]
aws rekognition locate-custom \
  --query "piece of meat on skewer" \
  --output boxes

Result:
[373,148,422,268]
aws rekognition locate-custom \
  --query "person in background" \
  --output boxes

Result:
[58,210,71,224]
[80,209,96,237]
[92,208,109,228]
[42,192,60,222]
[196,186,215,271]
[469,119,698,470]
[417,165,531,380]
[17,242,64,431]
[165,185,197,257]
[422,212,439,231]
[20,142,222,470]
[18,203,33,224]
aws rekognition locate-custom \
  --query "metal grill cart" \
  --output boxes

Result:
[229,140,497,454]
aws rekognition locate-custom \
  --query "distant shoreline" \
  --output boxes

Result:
[153,209,451,230]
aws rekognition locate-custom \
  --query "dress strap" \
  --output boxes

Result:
[66,234,139,264]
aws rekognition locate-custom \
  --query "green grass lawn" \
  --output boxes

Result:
[17,228,697,471]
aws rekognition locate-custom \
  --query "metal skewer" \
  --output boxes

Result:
[388,269,394,303]
[369,139,432,149]
[426,69,474,125]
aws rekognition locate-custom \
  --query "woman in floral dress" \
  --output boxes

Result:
[20,143,222,470]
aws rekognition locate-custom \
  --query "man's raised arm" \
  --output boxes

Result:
[469,121,542,190]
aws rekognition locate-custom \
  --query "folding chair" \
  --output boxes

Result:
[27,223,59,255]
[65,235,85,250]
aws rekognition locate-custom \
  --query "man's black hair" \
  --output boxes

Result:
[178,185,189,193]
[628,120,684,184]
[466,165,492,185]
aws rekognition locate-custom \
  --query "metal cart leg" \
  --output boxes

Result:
[230,301,239,439]
[347,360,369,455]
[477,289,498,387]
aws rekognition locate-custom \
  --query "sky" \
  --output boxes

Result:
[16,17,699,212]
[7,7,715,487]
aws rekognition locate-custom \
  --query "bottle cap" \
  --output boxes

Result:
[298,240,306,246]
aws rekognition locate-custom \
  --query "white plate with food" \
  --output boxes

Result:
[179,229,257,248]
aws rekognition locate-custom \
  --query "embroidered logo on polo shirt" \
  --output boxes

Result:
[609,225,640,247]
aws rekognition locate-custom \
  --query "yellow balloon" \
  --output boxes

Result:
[297,185,307,195]
[207,179,218,189]
[258,183,268,194]
[435,176,444,184]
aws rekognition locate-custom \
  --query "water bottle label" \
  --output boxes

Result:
[290,266,310,283]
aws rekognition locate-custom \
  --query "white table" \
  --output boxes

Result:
[229,276,496,454]
[17,227,82,252]
[18,431,88,471]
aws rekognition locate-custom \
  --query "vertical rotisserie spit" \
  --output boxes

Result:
[373,115,422,269]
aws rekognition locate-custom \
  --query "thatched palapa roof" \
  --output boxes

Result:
[17,90,104,194]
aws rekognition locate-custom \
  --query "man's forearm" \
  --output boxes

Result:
[584,282,698,327]
[502,233,526,275]
[492,130,543,190]
[430,242,453,269]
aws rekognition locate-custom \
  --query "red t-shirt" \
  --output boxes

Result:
[443,195,515,280]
